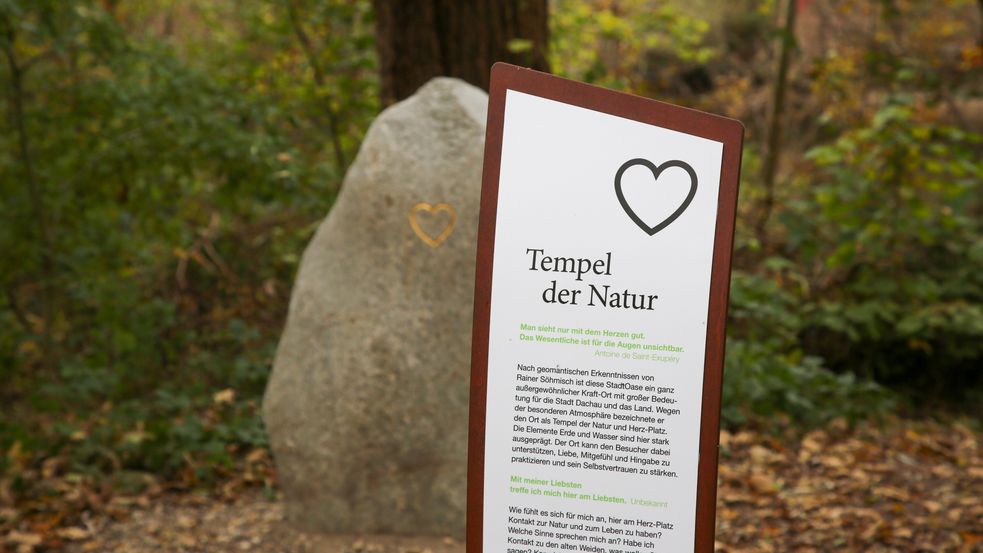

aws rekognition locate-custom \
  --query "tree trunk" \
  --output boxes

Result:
[2,33,57,373]
[755,0,798,242]
[372,0,549,105]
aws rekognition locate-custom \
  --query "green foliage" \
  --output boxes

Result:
[722,339,893,428]
[724,93,982,422]
[0,0,377,481]
[551,0,715,94]
[41,324,273,481]
[721,0,983,418]
[723,271,895,427]
[782,99,983,394]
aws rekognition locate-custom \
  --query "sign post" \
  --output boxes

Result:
[467,64,744,553]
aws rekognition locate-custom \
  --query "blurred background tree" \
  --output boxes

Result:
[372,0,549,103]
[0,0,980,523]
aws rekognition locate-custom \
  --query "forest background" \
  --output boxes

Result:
[0,0,981,550]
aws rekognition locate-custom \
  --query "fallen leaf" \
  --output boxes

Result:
[6,531,42,546]
[213,388,236,405]
[55,526,90,540]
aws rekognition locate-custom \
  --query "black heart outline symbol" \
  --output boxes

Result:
[614,158,698,236]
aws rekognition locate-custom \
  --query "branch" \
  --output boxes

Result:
[3,286,32,334]
[284,0,347,173]
[20,48,56,72]
[3,31,58,371]
[755,0,798,243]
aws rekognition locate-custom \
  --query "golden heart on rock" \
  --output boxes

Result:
[407,202,457,248]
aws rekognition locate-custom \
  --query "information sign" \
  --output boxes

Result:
[467,63,744,553]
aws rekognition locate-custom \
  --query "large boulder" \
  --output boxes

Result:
[263,77,487,537]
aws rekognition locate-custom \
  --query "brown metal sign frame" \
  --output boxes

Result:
[467,62,744,553]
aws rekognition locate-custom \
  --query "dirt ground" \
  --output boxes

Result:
[62,494,464,553]
[17,419,981,553]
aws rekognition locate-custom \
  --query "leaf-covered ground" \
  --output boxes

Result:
[714,419,982,552]
[2,418,980,552]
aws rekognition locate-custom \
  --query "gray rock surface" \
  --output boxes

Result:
[262,78,487,538]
